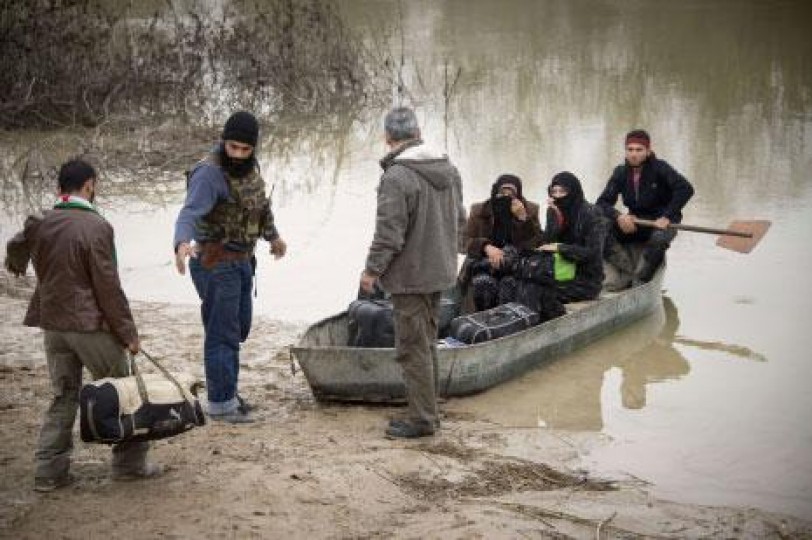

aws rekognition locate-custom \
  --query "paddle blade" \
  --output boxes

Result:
[716,220,771,253]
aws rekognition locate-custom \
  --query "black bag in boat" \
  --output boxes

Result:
[449,302,540,344]
[514,280,567,322]
[79,351,205,444]
[348,294,461,347]
[437,296,460,338]
[348,299,395,347]
[511,252,567,322]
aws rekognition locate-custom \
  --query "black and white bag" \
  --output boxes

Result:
[79,351,205,444]
[449,302,540,344]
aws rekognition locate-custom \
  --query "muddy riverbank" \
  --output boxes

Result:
[1,272,809,538]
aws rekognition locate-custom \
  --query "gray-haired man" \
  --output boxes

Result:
[360,107,466,438]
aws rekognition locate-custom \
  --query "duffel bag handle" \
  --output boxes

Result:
[128,352,150,404]
[130,349,190,406]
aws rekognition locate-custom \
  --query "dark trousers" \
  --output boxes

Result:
[606,225,676,281]
[391,292,441,427]
[554,279,602,303]
[471,274,518,311]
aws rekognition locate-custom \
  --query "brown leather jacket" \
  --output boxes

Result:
[5,207,138,346]
[465,198,543,256]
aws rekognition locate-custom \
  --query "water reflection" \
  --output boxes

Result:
[673,336,767,364]
[0,105,367,239]
[450,294,771,430]
[449,296,693,430]
[259,109,367,204]
[341,0,812,218]
[619,297,690,411]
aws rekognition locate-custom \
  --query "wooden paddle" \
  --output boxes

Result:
[633,218,771,254]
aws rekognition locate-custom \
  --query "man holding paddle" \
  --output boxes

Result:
[596,129,694,287]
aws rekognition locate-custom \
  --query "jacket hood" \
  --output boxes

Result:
[390,143,454,191]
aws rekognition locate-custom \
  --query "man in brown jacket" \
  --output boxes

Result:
[360,107,466,439]
[5,159,161,492]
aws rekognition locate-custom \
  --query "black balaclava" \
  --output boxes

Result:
[222,111,259,146]
[219,147,256,178]
[547,171,585,242]
[490,174,523,248]
[220,111,259,178]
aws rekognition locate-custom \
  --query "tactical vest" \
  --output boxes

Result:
[192,152,268,246]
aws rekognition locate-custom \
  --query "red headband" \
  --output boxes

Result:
[625,136,650,148]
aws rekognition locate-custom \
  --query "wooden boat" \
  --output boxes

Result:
[291,265,665,402]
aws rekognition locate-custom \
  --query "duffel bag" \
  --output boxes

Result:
[348,294,461,346]
[79,350,205,444]
[449,302,540,344]
[347,299,395,348]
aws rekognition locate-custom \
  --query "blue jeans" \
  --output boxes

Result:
[189,257,253,414]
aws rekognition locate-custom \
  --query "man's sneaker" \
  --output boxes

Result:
[385,419,435,439]
[34,473,76,493]
[113,462,164,482]
[210,409,255,424]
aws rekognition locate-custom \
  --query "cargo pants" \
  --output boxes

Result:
[35,331,149,481]
[391,292,441,428]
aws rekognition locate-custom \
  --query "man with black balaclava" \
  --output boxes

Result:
[463,174,542,311]
[596,129,694,287]
[173,111,287,424]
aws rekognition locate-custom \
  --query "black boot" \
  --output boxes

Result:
[385,419,435,439]
[633,253,662,285]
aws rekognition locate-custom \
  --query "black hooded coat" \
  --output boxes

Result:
[522,172,607,303]
[596,152,694,224]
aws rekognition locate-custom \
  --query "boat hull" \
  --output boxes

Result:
[291,267,665,402]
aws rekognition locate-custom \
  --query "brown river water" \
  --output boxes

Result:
[1,0,811,520]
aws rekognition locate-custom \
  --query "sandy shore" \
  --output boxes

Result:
[1,270,810,539]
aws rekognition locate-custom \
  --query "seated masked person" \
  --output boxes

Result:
[514,172,607,319]
[463,174,542,311]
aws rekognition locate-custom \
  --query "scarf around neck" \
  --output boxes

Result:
[54,194,99,214]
